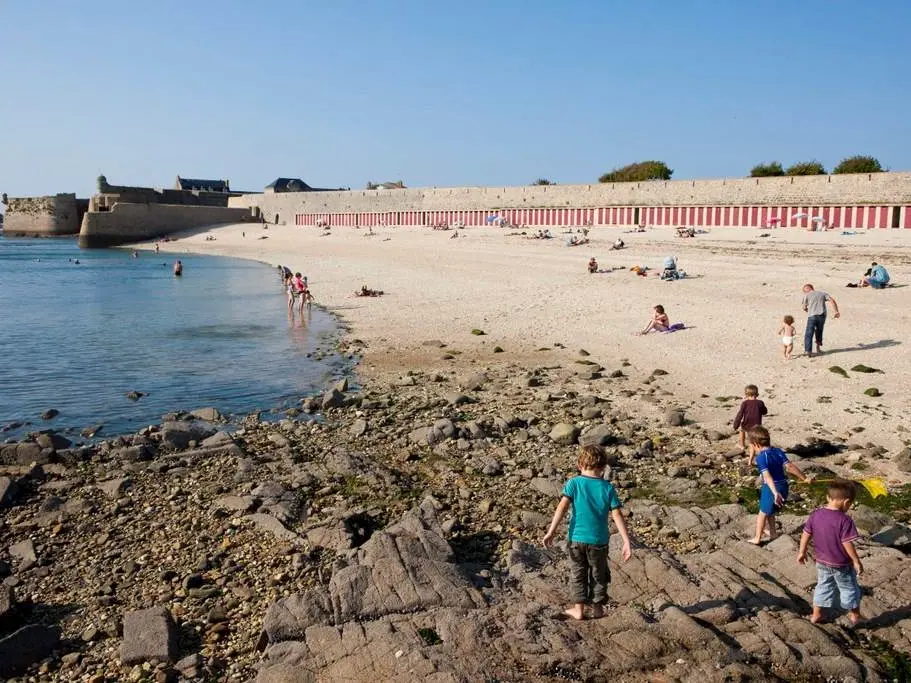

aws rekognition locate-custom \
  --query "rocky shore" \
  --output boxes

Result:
[2,340,910,682]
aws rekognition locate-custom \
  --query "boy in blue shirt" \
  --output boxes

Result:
[542,445,632,620]
[747,425,812,545]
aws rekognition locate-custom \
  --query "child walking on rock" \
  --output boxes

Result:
[733,384,767,451]
[542,445,632,620]
[797,480,864,625]
[747,426,812,545]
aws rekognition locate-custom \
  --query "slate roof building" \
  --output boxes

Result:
[265,178,314,194]
[175,176,231,193]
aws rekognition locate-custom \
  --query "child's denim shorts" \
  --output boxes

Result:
[814,563,861,610]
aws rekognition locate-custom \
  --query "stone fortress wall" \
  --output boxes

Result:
[77,176,256,247]
[1,194,89,237]
[229,172,911,231]
[79,203,255,248]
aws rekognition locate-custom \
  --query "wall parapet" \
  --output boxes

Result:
[227,172,911,230]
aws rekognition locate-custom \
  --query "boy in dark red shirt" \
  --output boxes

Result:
[797,480,863,625]
[733,384,767,450]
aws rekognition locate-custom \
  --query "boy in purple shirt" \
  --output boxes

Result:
[797,480,863,625]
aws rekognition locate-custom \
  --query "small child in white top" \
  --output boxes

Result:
[778,315,796,361]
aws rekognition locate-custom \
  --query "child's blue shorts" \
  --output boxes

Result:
[759,480,788,515]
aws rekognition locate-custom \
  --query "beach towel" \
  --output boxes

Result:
[663,323,686,333]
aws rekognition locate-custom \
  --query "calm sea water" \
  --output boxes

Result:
[0,236,348,441]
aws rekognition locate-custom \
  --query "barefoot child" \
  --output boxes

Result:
[779,315,796,360]
[542,445,632,620]
[733,384,768,450]
[797,480,863,625]
[747,426,811,544]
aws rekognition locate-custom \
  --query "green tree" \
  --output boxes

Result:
[833,156,883,174]
[531,178,555,186]
[599,161,673,183]
[750,162,784,177]
[365,181,377,190]
[786,161,826,176]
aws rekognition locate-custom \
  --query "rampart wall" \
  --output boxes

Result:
[229,172,911,230]
[79,203,255,247]
[2,194,88,236]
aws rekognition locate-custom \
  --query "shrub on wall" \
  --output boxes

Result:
[750,162,784,177]
[599,161,673,183]
[531,178,555,185]
[786,161,827,176]
[833,156,883,174]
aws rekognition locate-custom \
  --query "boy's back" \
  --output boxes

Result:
[804,507,859,568]
[563,475,621,545]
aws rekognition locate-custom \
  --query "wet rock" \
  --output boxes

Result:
[334,377,349,393]
[81,423,104,438]
[40,408,59,420]
[121,605,177,665]
[125,391,146,401]
[0,624,61,678]
[321,389,346,409]
[35,432,71,450]
[160,421,216,450]
[190,407,222,422]
[549,422,580,445]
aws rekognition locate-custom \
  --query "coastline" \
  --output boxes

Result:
[0,222,908,679]
[137,221,911,484]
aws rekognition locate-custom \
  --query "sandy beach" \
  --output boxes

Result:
[141,223,911,482]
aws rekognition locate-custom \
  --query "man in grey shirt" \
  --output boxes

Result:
[801,284,840,357]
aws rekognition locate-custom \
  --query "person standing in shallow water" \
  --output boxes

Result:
[173,260,183,276]
[801,284,839,357]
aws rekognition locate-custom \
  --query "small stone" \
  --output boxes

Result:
[121,606,177,665]
[349,419,368,437]
[863,387,882,397]
[549,423,580,445]
[9,539,37,570]
[470,328,486,335]
[665,409,685,427]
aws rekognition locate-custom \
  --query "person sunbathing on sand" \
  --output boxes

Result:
[638,305,669,334]
[588,257,598,274]
[356,285,384,297]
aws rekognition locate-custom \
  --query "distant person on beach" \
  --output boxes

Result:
[778,315,796,360]
[638,305,669,335]
[801,284,840,357]
[797,480,863,625]
[173,260,182,276]
[611,237,624,250]
[733,384,767,450]
[588,257,598,274]
[155,243,159,253]
[292,272,308,315]
[747,426,812,545]
[541,445,632,621]
[860,262,889,289]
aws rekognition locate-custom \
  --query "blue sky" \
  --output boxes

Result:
[1,1,909,197]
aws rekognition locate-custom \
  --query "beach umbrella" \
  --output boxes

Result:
[811,216,826,223]
[791,212,808,219]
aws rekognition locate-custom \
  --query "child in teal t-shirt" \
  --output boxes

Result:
[543,445,632,620]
